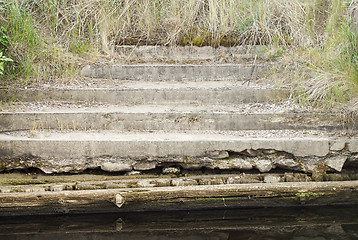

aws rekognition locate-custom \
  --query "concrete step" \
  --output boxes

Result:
[0,104,350,132]
[115,45,268,63]
[0,81,289,104]
[0,130,356,174]
[80,64,270,81]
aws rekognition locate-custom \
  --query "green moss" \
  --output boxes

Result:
[193,197,224,202]
[127,182,139,188]
[182,156,192,163]
[0,163,6,172]
[311,162,329,181]
[179,30,239,47]
[10,187,23,193]
[2,179,48,186]
[192,36,203,46]
[295,192,322,202]
[296,192,320,198]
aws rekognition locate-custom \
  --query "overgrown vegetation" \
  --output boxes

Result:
[0,0,357,108]
[293,0,358,108]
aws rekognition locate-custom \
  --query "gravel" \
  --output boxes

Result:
[1,100,312,114]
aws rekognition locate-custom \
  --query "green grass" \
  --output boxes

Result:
[0,0,357,108]
[0,0,80,84]
[2,3,41,82]
[292,0,358,108]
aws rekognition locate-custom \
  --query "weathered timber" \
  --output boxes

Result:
[2,172,358,194]
[0,181,358,215]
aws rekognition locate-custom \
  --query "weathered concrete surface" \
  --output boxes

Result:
[0,109,349,132]
[349,139,358,152]
[0,181,358,215]
[0,83,289,104]
[324,156,348,172]
[0,131,355,174]
[80,64,269,81]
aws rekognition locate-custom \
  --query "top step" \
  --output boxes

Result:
[82,45,275,81]
[81,46,273,81]
[114,45,268,63]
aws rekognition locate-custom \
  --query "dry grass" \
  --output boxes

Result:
[31,0,324,47]
[1,0,336,52]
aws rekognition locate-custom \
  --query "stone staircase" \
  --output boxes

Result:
[0,46,358,215]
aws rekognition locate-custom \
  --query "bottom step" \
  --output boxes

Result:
[0,130,357,174]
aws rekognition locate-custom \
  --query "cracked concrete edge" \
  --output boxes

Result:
[330,139,358,153]
[0,136,333,158]
[0,137,356,174]
[1,180,358,215]
[348,139,358,153]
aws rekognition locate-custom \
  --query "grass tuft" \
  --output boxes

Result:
[290,0,358,109]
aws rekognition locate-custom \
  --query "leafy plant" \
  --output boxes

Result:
[0,51,13,75]
[0,27,10,50]
[0,22,12,76]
